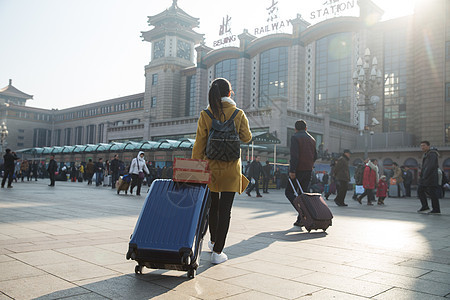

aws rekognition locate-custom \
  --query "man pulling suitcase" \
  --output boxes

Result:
[285,120,317,227]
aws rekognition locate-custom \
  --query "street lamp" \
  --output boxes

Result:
[0,122,8,161]
[353,47,382,159]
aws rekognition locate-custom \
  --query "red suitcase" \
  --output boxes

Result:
[289,178,333,232]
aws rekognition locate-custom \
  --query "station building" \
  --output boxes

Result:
[1,0,449,178]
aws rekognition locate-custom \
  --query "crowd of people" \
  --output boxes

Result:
[0,149,176,193]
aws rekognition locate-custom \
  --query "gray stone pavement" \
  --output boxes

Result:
[0,180,449,300]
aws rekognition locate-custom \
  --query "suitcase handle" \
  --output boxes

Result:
[288,177,304,197]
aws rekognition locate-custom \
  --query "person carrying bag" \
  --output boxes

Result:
[129,151,149,196]
[192,78,252,264]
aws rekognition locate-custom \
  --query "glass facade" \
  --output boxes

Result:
[259,47,288,107]
[185,75,197,116]
[215,59,237,99]
[315,33,352,122]
[383,29,407,132]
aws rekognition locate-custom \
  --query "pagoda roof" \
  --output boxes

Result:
[141,23,204,44]
[0,79,33,100]
[147,0,200,29]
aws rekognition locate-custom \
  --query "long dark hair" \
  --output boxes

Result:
[208,78,231,119]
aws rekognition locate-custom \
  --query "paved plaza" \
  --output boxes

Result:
[0,180,449,299]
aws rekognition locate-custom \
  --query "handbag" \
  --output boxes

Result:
[136,158,145,179]
[390,178,397,185]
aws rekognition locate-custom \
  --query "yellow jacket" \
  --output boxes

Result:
[192,98,252,193]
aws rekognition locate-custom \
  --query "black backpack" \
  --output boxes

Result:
[204,109,241,161]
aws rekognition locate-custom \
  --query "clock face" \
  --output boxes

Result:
[176,40,191,60]
[153,40,165,59]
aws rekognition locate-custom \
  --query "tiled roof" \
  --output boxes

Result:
[0,79,33,99]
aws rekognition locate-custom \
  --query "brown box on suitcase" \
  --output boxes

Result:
[173,158,211,184]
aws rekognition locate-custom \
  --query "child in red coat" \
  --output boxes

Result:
[376,175,388,205]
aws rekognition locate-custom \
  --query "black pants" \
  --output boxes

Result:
[49,172,55,186]
[130,174,143,195]
[334,180,348,205]
[359,188,375,203]
[1,168,14,187]
[405,183,411,197]
[285,170,312,222]
[418,185,440,212]
[262,178,269,192]
[247,179,261,196]
[209,191,235,253]
[111,172,119,189]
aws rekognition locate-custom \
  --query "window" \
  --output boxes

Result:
[151,96,157,108]
[152,74,158,85]
[259,47,288,107]
[55,129,61,146]
[18,129,24,133]
[64,128,72,145]
[86,125,96,144]
[33,128,51,147]
[315,33,352,122]
[215,59,237,99]
[446,83,450,102]
[383,29,408,132]
[185,75,197,116]
[17,143,24,147]
[98,123,104,143]
[18,136,24,140]
[75,126,83,144]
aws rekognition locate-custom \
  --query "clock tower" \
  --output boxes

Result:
[141,0,204,132]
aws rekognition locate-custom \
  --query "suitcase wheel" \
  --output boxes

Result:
[187,269,195,278]
[181,253,191,266]
[135,265,143,274]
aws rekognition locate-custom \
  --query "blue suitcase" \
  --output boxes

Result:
[126,179,210,278]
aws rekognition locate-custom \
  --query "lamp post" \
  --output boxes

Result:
[353,48,382,159]
[0,122,8,162]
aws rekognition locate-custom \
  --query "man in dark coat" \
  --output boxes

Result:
[262,161,271,193]
[417,141,440,214]
[110,154,120,189]
[94,158,104,186]
[286,120,317,226]
[1,149,18,188]
[31,161,38,181]
[403,166,413,197]
[332,149,351,206]
[246,155,263,197]
[47,155,57,187]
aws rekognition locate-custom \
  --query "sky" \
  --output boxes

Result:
[0,0,417,110]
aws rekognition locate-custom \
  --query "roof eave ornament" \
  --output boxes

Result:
[172,0,178,8]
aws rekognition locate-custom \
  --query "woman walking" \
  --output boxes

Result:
[192,78,252,264]
[357,159,379,206]
[129,151,149,196]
